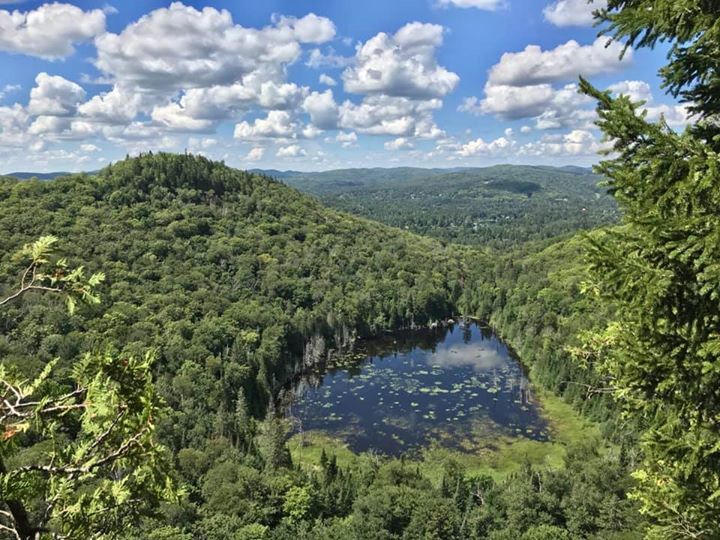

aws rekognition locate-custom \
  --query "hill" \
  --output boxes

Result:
[270,166,467,193]
[4,171,83,180]
[281,165,618,248]
[0,153,473,412]
[4,165,616,248]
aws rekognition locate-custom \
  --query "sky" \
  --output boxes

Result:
[0,0,686,173]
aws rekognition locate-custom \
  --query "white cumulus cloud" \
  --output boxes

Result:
[339,95,443,138]
[437,0,505,10]
[306,47,354,69]
[319,74,337,86]
[519,129,605,157]
[95,3,334,92]
[543,0,606,27]
[335,131,358,147]
[273,13,336,44]
[608,80,653,103]
[488,37,630,87]
[0,83,20,101]
[246,147,265,161]
[461,37,632,129]
[0,3,106,59]
[458,135,513,157]
[462,85,554,119]
[151,102,214,132]
[234,110,298,140]
[343,22,459,99]
[384,137,414,150]
[0,104,30,148]
[302,90,338,129]
[276,143,306,157]
[28,73,85,117]
[78,86,148,125]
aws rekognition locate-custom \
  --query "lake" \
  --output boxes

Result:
[282,321,549,455]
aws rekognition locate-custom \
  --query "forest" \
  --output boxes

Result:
[1,0,719,539]
[283,165,619,248]
[0,153,642,540]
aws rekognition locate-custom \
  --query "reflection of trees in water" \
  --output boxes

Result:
[504,369,531,405]
[285,397,309,446]
[367,325,452,357]
[280,325,457,407]
[281,322,545,449]
[462,324,472,344]
[279,371,324,415]
[479,324,494,341]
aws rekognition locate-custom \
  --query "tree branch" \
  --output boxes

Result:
[0,457,37,540]
[0,520,21,540]
[15,427,150,478]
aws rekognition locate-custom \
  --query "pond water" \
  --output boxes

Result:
[282,321,549,456]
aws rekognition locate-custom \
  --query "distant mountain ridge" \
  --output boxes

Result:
[272,164,614,248]
[5,165,593,183]
[273,164,597,196]
[4,171,75,180]
[4,170,101,180]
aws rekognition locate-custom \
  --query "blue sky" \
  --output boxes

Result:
[0,0,683,172]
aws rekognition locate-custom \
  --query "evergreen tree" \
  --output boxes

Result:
[579,1,720,536]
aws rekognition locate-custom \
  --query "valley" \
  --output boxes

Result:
[280,165,619,248]
[1,0,718,538]
[0,154,638,539]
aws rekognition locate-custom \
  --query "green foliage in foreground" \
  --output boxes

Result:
[598,0,720,120]
[0,238,176,539]
[577,90,720,537]
[0,235,104,314]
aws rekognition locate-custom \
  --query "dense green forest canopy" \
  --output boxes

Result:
[0,153,643,539]
[4,164,618,250]
[280,165,618,248]
[0,153,474,410]
[3,0,720,536]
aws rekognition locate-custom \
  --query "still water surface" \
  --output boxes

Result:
[283,322,548,455]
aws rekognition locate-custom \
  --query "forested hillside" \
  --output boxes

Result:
[0,153,472,413]
[258,167,459,190]
[284,165,618,248]
[465,236,620,427]
[2,0,718,536]
[4,171,84,181]
[0,153,646,539]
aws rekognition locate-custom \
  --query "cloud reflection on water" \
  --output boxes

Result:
[427,341,506,371]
